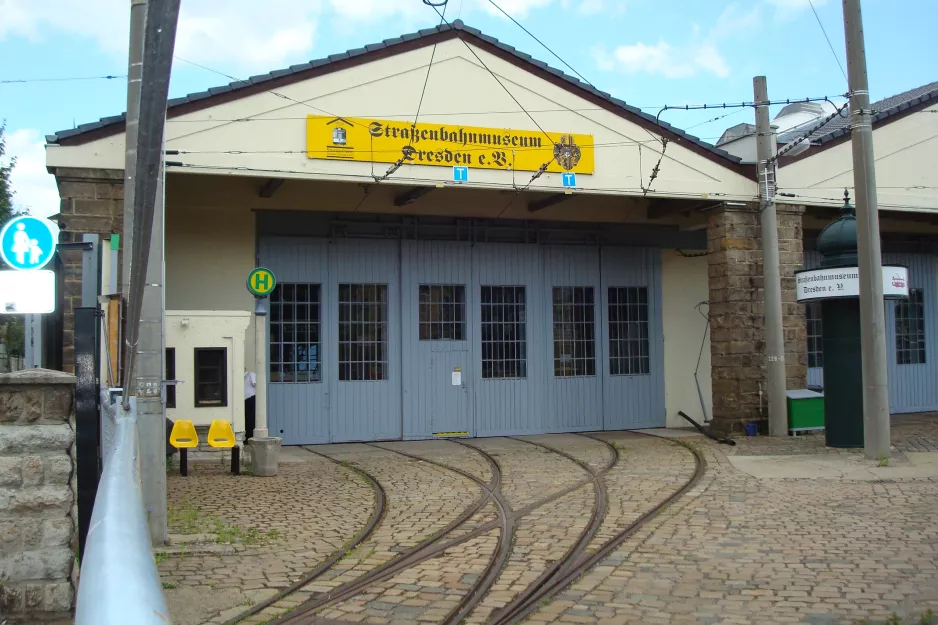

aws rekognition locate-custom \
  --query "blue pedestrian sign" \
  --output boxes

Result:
[0,216,58,271]
[453,166,468,182]
[561,172,576,188]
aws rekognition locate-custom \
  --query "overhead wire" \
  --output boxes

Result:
[166,161,759,201]
[0,74,126,84]
[771,100,850,162]
[378,0,450,182]
[807,0,849,85]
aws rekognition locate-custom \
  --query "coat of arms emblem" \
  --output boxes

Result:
[553,134,582,171]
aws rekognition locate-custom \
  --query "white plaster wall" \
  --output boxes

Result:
[165,311,251,433]
[47,38,756,202]
[661,250,712,428]
[778,101,938,213]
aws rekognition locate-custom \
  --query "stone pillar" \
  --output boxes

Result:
[0,369,77,623]
[707,204,807,433]
[50,167,125,373]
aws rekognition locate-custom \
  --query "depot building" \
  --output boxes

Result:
[44,21,938,444]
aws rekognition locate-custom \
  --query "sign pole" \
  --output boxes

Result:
[246,267,279,476]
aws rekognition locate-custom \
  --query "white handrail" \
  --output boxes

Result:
[75,401,171,624]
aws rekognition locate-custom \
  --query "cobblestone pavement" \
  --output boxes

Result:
[159,452,374,625]
[159,414,938,625]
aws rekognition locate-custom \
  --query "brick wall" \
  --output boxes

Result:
[707,205,807,433]
[0,369,78,624]
[51,168,124,373]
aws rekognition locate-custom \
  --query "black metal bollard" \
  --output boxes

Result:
[231,446,240,475]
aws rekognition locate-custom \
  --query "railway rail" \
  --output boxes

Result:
[217,431,704,625]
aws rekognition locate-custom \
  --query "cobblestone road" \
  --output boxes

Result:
[159,414,938,625]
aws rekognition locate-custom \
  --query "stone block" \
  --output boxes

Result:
[25,583,44,610]
[0,583,24,613]
[41,519,73,547]
[43,455,72,486]
[0,425,75,455]
[0,389,42,423]
[44,581,74,612]
[42,388,73,422]
[22,456,44,487]
[57,181,97,200]
[0,547,73,580]
[0,456,22,487]
[0,520,23,552]
[5,485,72,516]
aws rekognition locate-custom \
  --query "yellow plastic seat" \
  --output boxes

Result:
[206,420,236,449]
[169,420,199,449]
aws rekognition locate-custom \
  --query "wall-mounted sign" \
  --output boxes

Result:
[306,115,594,174]
[0,216,58,271]
[453,166,468,182]
[0,270,56,314]
[247,267,277,297]
[795,265,909,302]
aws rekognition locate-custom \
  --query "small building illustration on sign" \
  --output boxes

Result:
[332,127,347,145]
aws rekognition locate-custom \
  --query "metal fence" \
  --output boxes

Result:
[75,400,170,625]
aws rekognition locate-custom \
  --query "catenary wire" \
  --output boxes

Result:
[425,2,555,144]
[166,161,759,200]
[0,74,126,84]
[807,0,849,85]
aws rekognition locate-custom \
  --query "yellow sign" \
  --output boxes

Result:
[306,115,594,174]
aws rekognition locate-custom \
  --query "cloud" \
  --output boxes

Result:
[3,129,59,219]
[593,3,758,79]
[0,0,425,73]
[766,0,828,20]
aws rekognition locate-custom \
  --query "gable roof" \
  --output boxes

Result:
[47,19,750,176]
[779,80,938,164]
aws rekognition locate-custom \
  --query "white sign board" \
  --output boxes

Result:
[796,265,909,302]
[452,370,462,386]
[0,270,56,314]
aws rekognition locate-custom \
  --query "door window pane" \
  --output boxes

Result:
[806,302,823,369]
[553,287,596,377]
[419,284,466,340]
[608,287,650,375]
[194,348,227,407]
[339,283,388,381]
[270,283,322,383]
[481,286,526,379]
[896,288,926,365]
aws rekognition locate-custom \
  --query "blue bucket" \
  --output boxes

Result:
[744,421,759,437]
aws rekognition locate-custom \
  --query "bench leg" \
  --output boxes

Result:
[180,448,188,477]
[231,446,240,475]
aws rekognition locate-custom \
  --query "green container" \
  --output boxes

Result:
[787,389,825,434]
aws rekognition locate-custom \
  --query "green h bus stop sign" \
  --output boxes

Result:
[247,267,276,297]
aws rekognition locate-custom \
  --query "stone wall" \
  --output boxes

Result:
[707,204,807,433]
[0,369,77,624]
[50,167,125,374]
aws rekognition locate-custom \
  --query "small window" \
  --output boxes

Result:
[481,286,527,379]
[419,285,466,340]
[194,348,227,407]
[339,284,388,381]
[553,287,596,377]
[270,283,322,383]
[165,348,176,408]
[608,287,650,376]
[806,302,823,369]
[896,288,926,365]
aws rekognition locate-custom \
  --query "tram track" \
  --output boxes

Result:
[220,432,704,625]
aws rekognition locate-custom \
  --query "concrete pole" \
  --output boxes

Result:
[122,0,146,299]
[753,76,789,437]
[843,0,890,459]
[253,298,268,439]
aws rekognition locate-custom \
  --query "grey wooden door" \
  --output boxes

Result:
[885,253,938,414]
[262,237,331,445]
[401,241,473,437]
[600,247,665,430]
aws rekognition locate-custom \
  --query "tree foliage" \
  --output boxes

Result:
[0,121,18,225]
